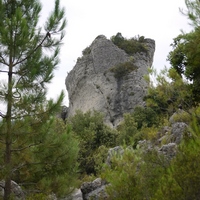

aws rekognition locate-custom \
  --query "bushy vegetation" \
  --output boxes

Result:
[82,46,91,55]
[167,0,200,103]
[110,61,137,79]
[111,32,148,55]
[100,114,200,200]
[67,110,118,176]
[1,0,200,199]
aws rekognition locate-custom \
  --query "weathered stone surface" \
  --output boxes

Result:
[0,180,25,200]
[85,185,108,200]
[158,143,177,160]
[65,35,155,127]
[64,189,83,200]
[81,178,108,200]
[106,146,124,166]
[169,109,190,125]
[170,122,188,144]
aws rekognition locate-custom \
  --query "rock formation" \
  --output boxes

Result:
[65,34,155,127]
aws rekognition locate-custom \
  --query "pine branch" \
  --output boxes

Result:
[13,32,50,67]
[11,142,41,152]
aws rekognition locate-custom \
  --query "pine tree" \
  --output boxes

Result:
[0,0,70,199]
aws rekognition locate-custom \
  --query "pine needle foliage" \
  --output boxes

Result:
[0,0,78,199]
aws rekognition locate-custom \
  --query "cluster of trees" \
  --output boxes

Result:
[0,0,200,199]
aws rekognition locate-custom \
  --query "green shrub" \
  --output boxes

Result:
[67,110,118,175]
[82,46,91,55]
[111,32,148,55]
[110,61,137,79]
[132,106,160,129]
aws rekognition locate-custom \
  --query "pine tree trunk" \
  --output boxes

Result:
[4,64,13,200]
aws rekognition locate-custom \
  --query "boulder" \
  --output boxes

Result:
[81,178,108,200]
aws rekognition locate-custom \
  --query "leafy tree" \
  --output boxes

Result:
[0,0,71,199]
[145,67,192,118]
[67,110,118,175]
[167,0,200,103]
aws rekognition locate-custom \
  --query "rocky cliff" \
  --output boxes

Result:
[65,34,155,127]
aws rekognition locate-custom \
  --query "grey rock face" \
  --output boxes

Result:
[158,143,177,160]
[170,122,188,144]
[65,35,155,127]
[0,180,25,200]
[81,178,108,200]
[64,189,83,200]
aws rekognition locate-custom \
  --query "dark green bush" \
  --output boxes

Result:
[110,61,137,79]
[67,110,118,175]
[82,46,91,55]
[111,32,148,55]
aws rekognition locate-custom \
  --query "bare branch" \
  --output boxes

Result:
[0,111,6,118]
[0,54,7,66]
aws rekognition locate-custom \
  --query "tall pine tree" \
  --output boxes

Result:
[0,0,78,199]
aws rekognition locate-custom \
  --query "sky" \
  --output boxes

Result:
[41,0,192,107]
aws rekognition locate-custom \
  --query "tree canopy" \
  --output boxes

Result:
[0,0,78,199]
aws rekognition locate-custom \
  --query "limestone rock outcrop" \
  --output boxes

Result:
[65,34,155,127]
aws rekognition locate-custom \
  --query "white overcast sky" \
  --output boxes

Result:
[42,0,191,106]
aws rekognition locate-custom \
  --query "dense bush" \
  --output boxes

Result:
[110,61,137,79]
[67,110,118,175]
[101,116,200,199]
[111,32,148,55]
[82,46,91,55]
[144,67,193,118]
[0,118,79,198]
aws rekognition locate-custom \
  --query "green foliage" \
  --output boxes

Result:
[167,1,200,103]
[26,193,49,200]
[169,110,192,125]
[67,110,118,175]
[101,115,200,200]
[101,148,143,200]
[154,116,200,199]
[111,32,148,55]
[116,113,138,146]
[0,0,69,198]
[93,145,109,175]
[110,61,137,79]
[0,118,79,198]
[144,67,193,118]
[116,107,160,147]
[101,147,168,200]
[132,106,160,129]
